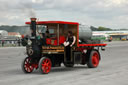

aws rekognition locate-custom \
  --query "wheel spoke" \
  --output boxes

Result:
[95,57,98,64]
[26,59,29,63]
[43,66,46,73]
[42,64,45,66]
[29,67,33,72]
[44,59,47,63]
[46,59,49,63]
[28,67,30,72]
[26,68,29,72]
[92,52,99,67]
[40,58,51,74]
[23,57,34,73]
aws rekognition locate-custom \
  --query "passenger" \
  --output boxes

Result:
[64,31,76,61]
[39,33,46,45]
[45,29,50,38]
[42,33,47,45]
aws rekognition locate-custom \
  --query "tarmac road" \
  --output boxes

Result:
[0,41,128,85]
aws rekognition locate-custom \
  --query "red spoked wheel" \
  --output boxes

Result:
[21,57,34,73]
[87,50,100,68]
[39,57,52,74]
[92,52,99,67]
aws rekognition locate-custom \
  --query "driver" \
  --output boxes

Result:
[63,31,76,61]
[64,31,76,47]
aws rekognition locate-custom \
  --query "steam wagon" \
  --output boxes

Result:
[21,18,107,74]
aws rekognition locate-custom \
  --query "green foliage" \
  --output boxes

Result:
[0,25,29,34]
[97,26,112,31]
[0,25,114,34]
[90,26,98,31]
[90,26,113,31]
[119,29,128,31]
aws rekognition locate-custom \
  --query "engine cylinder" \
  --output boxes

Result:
[79,25,92,41]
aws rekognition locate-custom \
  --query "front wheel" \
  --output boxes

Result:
[21,57,34,73]
[87,50,100,68]
[39,57,52,74]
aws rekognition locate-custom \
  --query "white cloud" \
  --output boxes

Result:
[0,0,128,29]
[32,0,44,3]
[110,0,128,5]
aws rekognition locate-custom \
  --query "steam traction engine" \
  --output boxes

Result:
[21,18,107,74]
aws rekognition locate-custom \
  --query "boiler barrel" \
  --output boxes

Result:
[79,25,92,40]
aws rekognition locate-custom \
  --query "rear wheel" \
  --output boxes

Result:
[87,50,100,68]
[39,57,52,74]
[21,57,34,73]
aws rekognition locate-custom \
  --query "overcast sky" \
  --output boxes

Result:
[0,0,128,29]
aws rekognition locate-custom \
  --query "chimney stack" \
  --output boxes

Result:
[30,18,37,37]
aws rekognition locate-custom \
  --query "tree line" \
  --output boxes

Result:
[0,25,127,34]
[0,25,29,34]
[90,26,128,31]
[90,26,112,31]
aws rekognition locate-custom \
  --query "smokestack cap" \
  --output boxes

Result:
[30,18,37,21]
